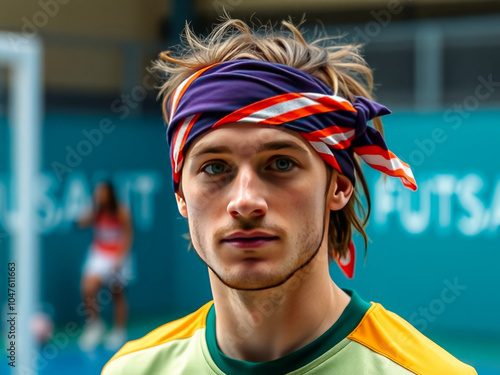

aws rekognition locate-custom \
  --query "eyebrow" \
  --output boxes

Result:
[190,140,309,159]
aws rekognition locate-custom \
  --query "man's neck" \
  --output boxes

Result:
[209,256,351,362]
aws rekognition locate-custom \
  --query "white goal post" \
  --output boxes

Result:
[0,32,42,375]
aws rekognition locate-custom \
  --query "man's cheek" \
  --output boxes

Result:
[189,185,224,211]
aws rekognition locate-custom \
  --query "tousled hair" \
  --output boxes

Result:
[153,16,384,262]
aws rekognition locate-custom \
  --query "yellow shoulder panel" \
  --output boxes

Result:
[347,303,476,375]
[102,301,214,373]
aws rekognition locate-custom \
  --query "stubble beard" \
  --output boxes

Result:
[189,206,327,292]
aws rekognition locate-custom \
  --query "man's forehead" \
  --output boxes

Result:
[187,124,312,158]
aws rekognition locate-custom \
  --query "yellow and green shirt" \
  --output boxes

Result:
[102,290,476,374]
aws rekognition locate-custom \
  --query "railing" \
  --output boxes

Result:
[328,14,500,111]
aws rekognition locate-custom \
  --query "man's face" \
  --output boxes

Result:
[94,184,111,207]
[177,124,333,290]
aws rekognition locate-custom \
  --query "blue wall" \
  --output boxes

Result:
[0,110,499,342]
[333,110,500,339]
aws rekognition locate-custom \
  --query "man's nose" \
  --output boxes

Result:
[227,166,268,219]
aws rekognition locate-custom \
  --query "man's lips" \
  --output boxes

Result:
[221,231,279,249]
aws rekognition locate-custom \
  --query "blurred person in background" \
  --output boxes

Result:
[77,181,133,352]
[102,17,476,374]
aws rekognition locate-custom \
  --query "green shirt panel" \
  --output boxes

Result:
[104,333,416,374]
[103,329,218,375]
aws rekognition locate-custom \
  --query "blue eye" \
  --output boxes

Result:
[203,162,228,175]
[271,158,294,171]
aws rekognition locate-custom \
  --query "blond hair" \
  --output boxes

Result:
[154,17,383,261]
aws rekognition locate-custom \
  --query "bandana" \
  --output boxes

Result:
[165,59,417,278]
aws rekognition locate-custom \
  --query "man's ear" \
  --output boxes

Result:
[175,192,188,218]
[327,172,354,211]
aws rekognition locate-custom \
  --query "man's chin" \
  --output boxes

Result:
[222,279,285,291]
[214,270,291,291]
